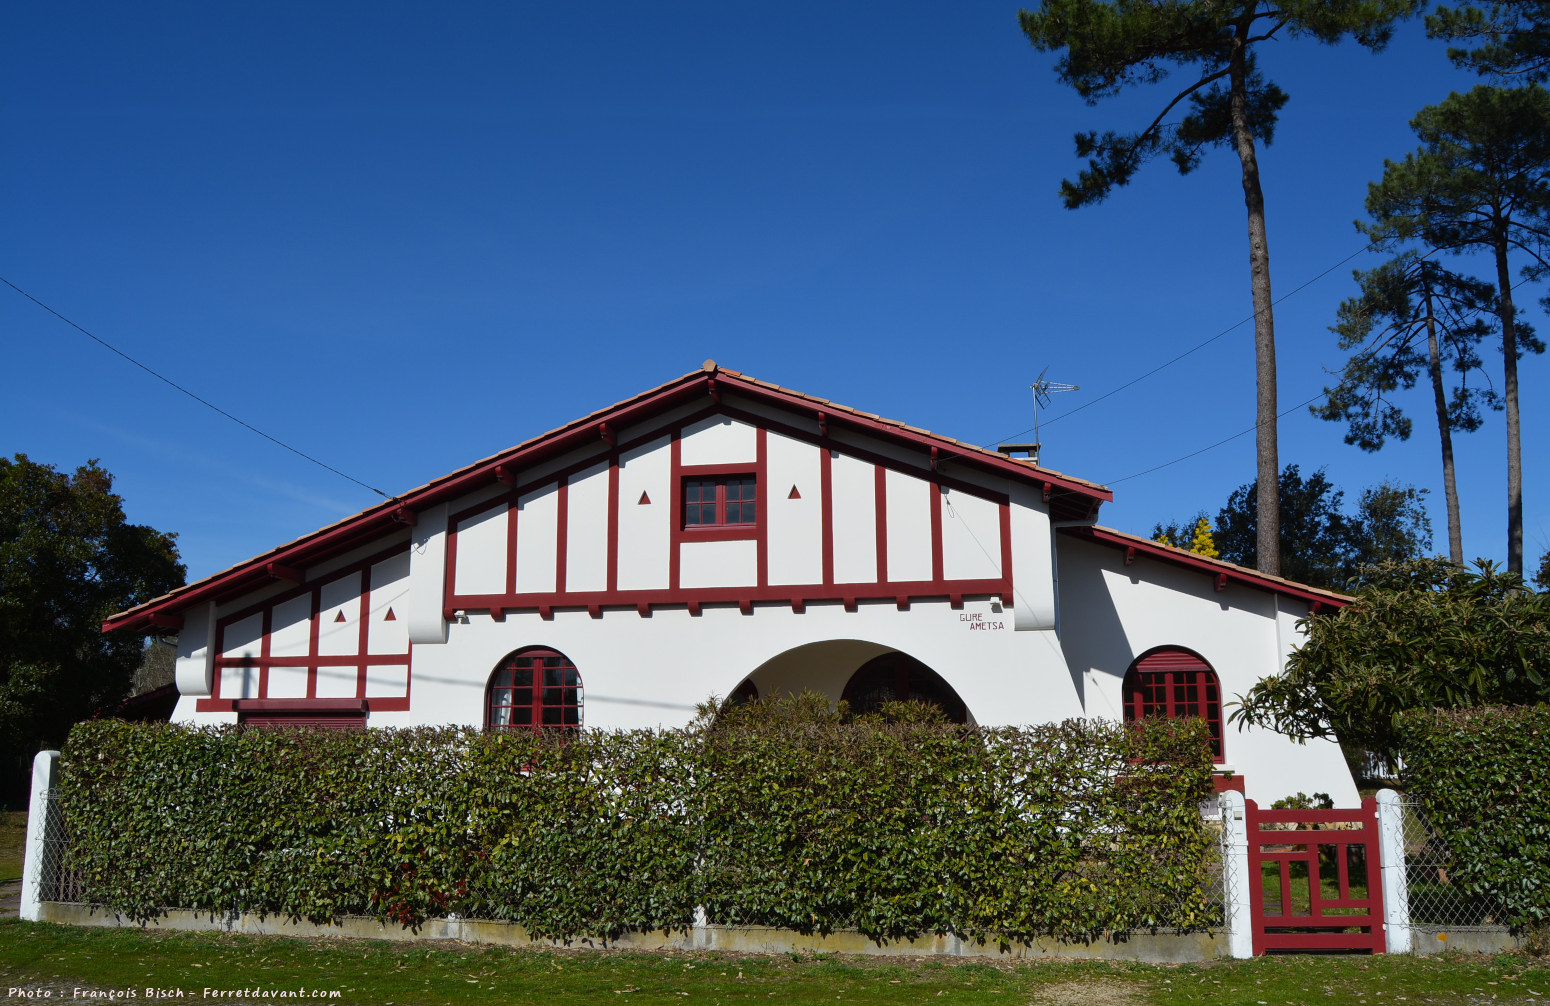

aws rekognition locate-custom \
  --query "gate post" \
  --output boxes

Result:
[1376,788,1411,953]
[1218,789,1253,959]
[20,750,61,922]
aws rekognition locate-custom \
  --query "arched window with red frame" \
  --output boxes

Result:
[1121,647,1224,762]
[841,651,968,724]
[486,648,583,731]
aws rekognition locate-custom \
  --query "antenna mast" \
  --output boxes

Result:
[998,368,1079,466]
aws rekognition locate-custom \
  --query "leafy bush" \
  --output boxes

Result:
[1233,558,1550,763]
[1397,704,1550,926]
[58,699,1216,946]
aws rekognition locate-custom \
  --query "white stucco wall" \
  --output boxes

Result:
[384,596,1080,731]
[1053,535,1358,805]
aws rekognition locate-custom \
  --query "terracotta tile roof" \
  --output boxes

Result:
[1066,524,1354,607]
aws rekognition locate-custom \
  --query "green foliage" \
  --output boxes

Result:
[1429,1,1550,81]
[1536,546,1550,590]
[1232,558,1550,763]
[1151,516,1220,559]
[1363,83,1550,577]
[1193,465,1431,589]
[1363,84,1550,261]
[1397,704,1550,925]
[0,455,185,761]
[1018,0,1418,207]
[1269,792,1334,811]
[1317,253,1500,452]
[57,702,1217,947]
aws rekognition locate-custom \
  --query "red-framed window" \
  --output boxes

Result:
[683,476,757,528]
[486,648,583,730]
[1121,648,1224,762]
[841,652,968,724]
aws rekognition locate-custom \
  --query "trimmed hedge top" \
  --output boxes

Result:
[59,699,1217,947]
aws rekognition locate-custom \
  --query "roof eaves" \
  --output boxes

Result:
[1066,524,1353,607]
[106,365,1116,632]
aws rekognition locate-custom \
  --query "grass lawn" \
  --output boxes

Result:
[1260,858,1370,918]
[0,919,1545,1005]
[0,811,25,886]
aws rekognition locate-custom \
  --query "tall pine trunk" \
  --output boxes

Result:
[1491,226,1524,574]
[1422,285,1465,565]
[1229,17,1280,576]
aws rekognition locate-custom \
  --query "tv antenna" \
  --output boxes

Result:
[997,368,1079,466]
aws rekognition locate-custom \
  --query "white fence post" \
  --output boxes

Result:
[1219,789,1253,959]
[20,750,61,922]
[1376,788,1411,953]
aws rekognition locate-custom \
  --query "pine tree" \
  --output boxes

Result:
[1019,0,1422,576]
[1362,85,1550,574]
[1316,252,1502,565]
[1429,0,1550,81]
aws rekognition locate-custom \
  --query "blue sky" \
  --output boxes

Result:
[3,2,1544,584]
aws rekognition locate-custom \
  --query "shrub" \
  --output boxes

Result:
[57,699,1216,946]
[1397,704,1550,926]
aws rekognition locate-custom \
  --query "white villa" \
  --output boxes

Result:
[105,363,1358,804]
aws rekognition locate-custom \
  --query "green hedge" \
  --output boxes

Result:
[1397,704,1550,926]
[58,704,1216,946]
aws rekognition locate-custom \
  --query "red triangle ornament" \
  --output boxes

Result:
[383,607,396,621]
[788,485,802,499]
[334,610,347,623]
[638,491,651,505]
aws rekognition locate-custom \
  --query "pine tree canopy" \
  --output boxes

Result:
[1429,0,1550,81]
[1317,253,1501,453]
[1019,0,1421,207]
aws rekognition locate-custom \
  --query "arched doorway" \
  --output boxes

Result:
[840,651,968,724]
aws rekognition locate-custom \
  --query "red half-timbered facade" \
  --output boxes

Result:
[105,363,1361,804]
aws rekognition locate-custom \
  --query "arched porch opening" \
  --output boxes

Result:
[738,639,972,724]
[840,651,968,724]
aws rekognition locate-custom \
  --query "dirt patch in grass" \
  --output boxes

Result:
[1032,979,1147,1005]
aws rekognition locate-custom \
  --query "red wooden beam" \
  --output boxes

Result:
[267,562,304,584]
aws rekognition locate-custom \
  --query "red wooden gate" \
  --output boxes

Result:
[1246,797,1385,954]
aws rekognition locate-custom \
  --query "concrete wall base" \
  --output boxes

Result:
[36,903,1224,963]
[1406,925,1524,956]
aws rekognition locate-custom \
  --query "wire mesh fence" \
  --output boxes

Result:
[36,790,84,904]
[1397,796,1506,928]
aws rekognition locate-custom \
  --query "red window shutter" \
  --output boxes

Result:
[1122,648,1224,762]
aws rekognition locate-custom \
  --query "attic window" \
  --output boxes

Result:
[683,476,756,528]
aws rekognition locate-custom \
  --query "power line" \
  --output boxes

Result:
[984,243,1374,448]
[1,275,396,501]
[1104,265,1533,487]
[1105,389,1327,485]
